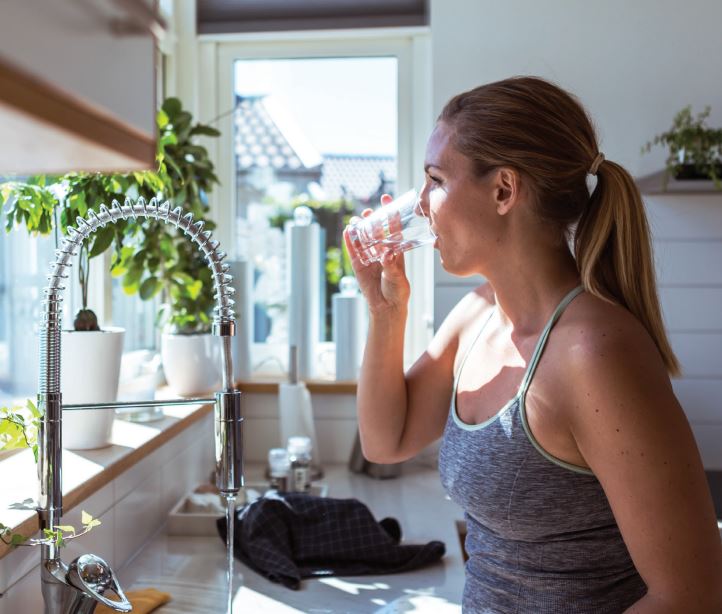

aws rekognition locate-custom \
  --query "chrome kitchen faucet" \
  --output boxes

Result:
[36,197,244,613]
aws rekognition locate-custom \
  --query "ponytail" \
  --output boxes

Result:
[440,76,680,376]
[575,160,680,376]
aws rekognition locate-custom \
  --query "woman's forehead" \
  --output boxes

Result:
[425,123,472,173]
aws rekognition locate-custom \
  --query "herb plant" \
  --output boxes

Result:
[643,105,722,189]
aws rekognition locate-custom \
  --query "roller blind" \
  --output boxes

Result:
[197,0,428,35]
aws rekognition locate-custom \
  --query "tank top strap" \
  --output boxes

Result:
[518,285,585,397]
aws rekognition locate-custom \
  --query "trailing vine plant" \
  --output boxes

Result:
[0,401,100,549]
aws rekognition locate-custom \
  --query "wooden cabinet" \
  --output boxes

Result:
[0,0,159,174]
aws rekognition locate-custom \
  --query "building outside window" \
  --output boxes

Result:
[231,56,398,373]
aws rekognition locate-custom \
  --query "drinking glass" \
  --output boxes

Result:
[346,189,435,265]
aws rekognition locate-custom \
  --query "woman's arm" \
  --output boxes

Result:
[565,312,722,613]
[345,218,489,463]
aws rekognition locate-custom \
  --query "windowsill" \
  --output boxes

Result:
[0,400,213,560]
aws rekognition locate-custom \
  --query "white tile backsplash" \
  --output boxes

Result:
[0,563,43,614]
[114,471,162,567]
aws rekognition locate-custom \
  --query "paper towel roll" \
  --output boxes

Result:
[332,291,367,381]
[278,381,320,464]
[286,208,321,380]
[227,259,254,381]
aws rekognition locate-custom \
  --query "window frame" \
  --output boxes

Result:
[199,27,434,372]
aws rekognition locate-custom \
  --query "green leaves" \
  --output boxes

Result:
[81,510,101,530]
[89,225,114,258]
[643,104,722,188]
[0,181,57,235]
[139,276,161,300]
[0,400,41,461]
[1,95,222,334]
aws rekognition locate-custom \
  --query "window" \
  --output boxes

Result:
[205,29,434,374]
[233,56,397,348]
[0,206,56,404]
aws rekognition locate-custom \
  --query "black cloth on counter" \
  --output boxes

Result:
[216,491,446,590]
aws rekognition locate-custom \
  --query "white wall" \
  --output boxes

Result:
[428,0,722,467]
[430,0,722,175]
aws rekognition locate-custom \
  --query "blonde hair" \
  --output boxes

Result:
[439,76,680,376]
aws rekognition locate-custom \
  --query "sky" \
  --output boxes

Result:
[234,57,397,157]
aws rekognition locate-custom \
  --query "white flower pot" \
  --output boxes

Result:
[61,327,125,450]
[161,332,221,397]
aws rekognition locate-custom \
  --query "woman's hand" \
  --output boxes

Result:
[343,194,411,317]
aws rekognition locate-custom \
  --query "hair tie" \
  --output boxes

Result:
[589,152,605,176]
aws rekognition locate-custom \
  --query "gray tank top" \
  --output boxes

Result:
[438,286,647,613]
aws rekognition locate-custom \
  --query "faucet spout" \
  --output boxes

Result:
[36,197,244,613]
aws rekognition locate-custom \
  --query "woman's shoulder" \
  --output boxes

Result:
[554,290,668,376]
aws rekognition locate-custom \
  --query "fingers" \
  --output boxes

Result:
[380,248,406,277]
[387,209,403,236]
[380,194,393,206]
[343,227,362,267]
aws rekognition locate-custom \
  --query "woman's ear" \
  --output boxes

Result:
[493,168,520,215]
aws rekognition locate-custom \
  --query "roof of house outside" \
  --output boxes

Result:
[234,95,323,171]
[320,154,396,202]
[234,94,396,202]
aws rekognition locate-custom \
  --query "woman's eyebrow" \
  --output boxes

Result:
[424,163,443,173]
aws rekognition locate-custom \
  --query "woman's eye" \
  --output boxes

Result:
[429,175,442,185]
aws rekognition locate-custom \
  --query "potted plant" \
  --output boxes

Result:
[0,175,132,449]
[642,105,722,189]
[112,97,223,396]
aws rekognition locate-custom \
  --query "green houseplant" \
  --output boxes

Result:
[1,175,131,449]
[643,105,722,189]
[0,96,222,423]
[111,98,223,396]
[111,96,220,335]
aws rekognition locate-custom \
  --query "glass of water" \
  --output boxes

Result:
[345,189,436,266]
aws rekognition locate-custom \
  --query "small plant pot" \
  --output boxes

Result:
[61,327,125,450]
[161,332,222,396]
[674,163,722,181]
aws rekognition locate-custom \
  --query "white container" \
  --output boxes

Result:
[61,327,125,450]
[286,207,321,380]
[161,332,221,396]
[332,276,367,381]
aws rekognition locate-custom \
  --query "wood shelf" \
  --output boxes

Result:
[636,169,722,196]
[237,379,357,394]
[0,55,155,175]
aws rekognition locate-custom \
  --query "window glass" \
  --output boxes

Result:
[0,207,55,404]
[233,57,398,346]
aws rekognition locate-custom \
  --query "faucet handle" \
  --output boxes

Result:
[66,554,132,612]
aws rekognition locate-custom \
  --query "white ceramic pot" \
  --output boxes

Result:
[161,332,221,397]
[61,327,125,450]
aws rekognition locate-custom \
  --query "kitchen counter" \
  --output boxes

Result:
[119,463,466,613]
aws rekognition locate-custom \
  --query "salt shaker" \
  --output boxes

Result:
[287,436,312,493]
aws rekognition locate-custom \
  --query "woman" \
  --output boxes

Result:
[344,77,722,613]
